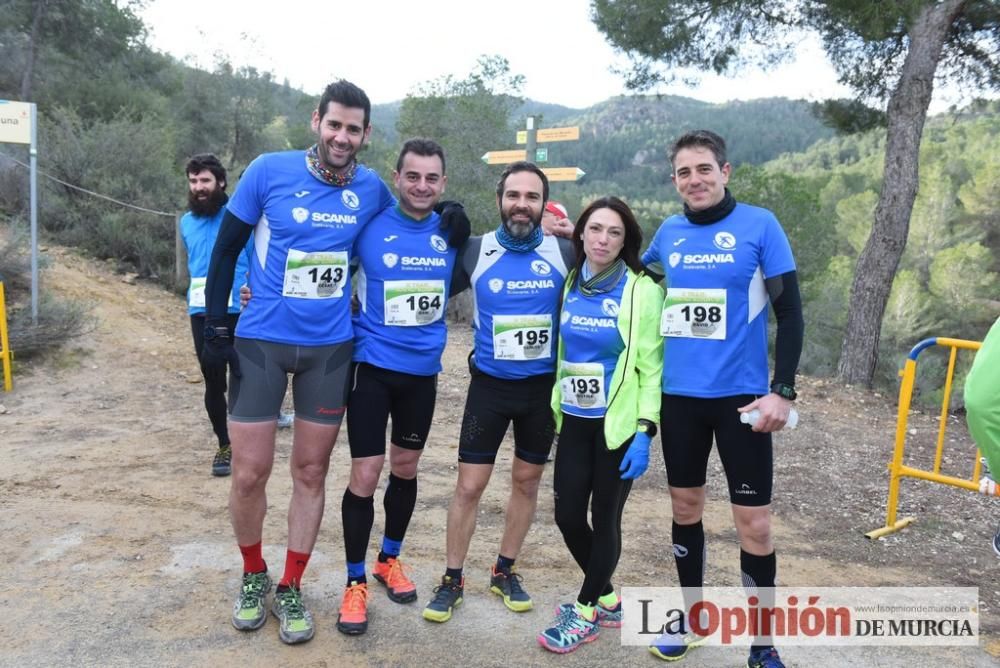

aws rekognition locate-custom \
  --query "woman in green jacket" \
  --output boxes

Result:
[537,196,664,654]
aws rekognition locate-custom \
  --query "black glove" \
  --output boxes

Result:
[435,200,471,248]
[201,320,241,378]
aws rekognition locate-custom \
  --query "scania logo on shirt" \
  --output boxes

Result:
[341,189,360,210]
[312,212,358,224]
[292,207,309,224]
[714,231,736,250]
[602,299,619,317]
[560,310,571,324]
[488,278,504,293]
[382,253,398,268]
[430,235,448,253]
[684,253,735,265]
[507,279,555,290]
[401,256,447,267]
[530,260,552,276]
[571,315,617,328]
[669,252,681,268]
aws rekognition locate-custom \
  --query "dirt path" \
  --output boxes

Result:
[1,247,997,667]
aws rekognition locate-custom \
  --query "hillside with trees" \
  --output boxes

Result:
[0,0,997,403]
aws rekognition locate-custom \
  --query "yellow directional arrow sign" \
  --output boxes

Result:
[541,167,586,182]
[481,149,528,165]
[517,126,580,144]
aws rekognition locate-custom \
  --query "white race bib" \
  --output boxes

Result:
[492,314,552,360]
[560,361,607,409]
[660,287,727,340]
[282,249,348,299]
[383,280,446,326]
[188,277,232,308]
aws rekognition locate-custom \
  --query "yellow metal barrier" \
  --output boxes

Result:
[0,279,11,392]
[866,337,986,539]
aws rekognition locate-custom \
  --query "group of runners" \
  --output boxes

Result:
[181,78,805,667]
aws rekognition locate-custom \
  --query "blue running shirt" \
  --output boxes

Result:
[180,206,250,316]
[642,203,796,397]
[226,151,394,346]
[557,276,626,418]
[352,205,458,376]
[466,233,572,379]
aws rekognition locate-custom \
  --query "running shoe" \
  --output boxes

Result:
[489,566,532,612]
[372,556,417,603]
[649,630,707,661]
[747,646,786,668]
[277,412,294,429]
[231,570,272,631]
[212,445,232,477]
[992,521,1000,558]
[422,575,464,622]
[597,599,624,627]
[336,581,369,635]
[271,585,315,644]
[537,603,599,653]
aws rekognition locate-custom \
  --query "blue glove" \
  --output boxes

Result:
[619,431,652,480]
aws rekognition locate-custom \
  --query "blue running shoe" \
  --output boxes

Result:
[597,599,623,628]
[537,604,599,654]
[648,630,707,661]
[747,646,785,668]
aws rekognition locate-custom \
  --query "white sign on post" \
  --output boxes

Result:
[0,100,32,145]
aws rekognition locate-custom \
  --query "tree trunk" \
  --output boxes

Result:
[836,0,967,386]
[20,0,49,101]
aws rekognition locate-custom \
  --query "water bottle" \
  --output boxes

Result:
[739,407,798,429]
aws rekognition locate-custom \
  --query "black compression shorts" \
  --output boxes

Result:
[346,362,437,458]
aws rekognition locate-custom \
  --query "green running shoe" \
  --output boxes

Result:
[231,571,272,631]
[272,585,315,644]
[489,566,532,612]
[422,575,464,623]
[212,445,232,477]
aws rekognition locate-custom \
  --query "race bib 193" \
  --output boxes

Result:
[661,287,727,340]
[282,249,348,299]
[559,361,607,410]
[492,314,552,360]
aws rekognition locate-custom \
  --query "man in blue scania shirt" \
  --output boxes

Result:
[202,80,394,645]
[423,161,575,624]
[180,153,249,478]
[643,130,804,668]
[335,138,461,635]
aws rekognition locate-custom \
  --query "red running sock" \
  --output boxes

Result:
[279,549,311,588]
[239,542,266,574]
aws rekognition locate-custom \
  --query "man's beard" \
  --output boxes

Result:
[188,187,227,217]
[501,208,541,239]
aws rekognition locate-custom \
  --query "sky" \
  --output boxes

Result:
[138,0,973,113]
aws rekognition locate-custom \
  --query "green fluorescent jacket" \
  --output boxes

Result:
[550,268,664,450]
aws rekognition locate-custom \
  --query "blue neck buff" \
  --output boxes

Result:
[495,222,543,252]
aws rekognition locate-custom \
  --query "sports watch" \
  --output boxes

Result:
[204,325,231,341]
[770,382,797,401]
[637,419,658,438]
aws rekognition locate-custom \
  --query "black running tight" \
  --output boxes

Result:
[553,413,633,606]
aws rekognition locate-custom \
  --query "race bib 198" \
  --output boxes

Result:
[492,314,552,360]
[282,249,348,299]
[661,287,727,340]
[383,279,445,326]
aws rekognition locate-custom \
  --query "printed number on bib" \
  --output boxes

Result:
[384,280,445,326]
[660,288,726,340]
[189,277,233,309]
[493,314,552,361]
[560,361,607,410]
[282,249,348,299]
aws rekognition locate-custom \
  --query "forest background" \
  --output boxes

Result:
[0,0,997,404]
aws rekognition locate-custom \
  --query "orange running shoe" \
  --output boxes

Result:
[372,556,417,603]
[336,581,369,635]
